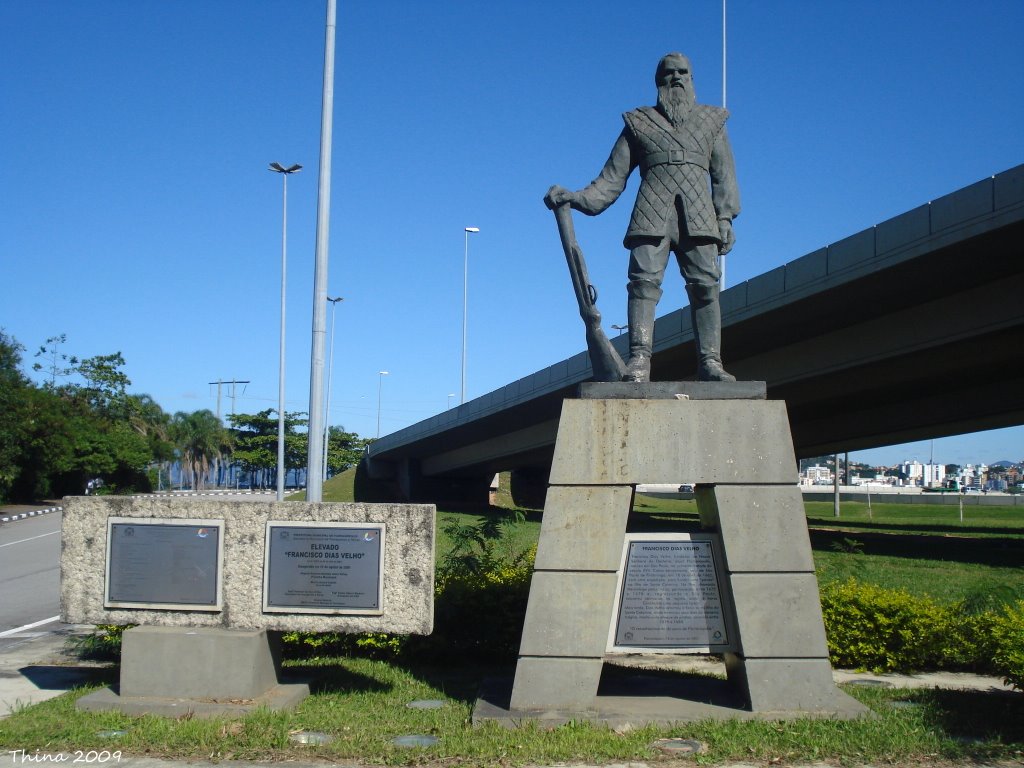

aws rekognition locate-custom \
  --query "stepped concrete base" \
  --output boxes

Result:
[476,670,867,729]
[76,626,309,717]
[76,682,310,718]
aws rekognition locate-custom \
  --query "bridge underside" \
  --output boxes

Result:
[362,167,1024,504]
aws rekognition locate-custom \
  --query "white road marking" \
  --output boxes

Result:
[0,531,60,549]
[0,615,61,638]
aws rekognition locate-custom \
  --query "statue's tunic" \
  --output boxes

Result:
[573,104,740,246]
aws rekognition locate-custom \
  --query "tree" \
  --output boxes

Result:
[76,351,131,415]
[229,410,307,489]
[326,426,368,477]
[171,410,226,490]
[32,333,78,388]
[127,394,175,490]
[1,333,158,501]
[0,331,30,501]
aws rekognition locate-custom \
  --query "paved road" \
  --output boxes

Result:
[0,511,63,648]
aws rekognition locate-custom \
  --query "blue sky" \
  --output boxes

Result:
[2,0,1021,468]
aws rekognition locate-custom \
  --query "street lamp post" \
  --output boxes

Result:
[447,393,455,410]
[269,162,302,501]
[376,371,390,439]
[462,227,479,404]
[322,296,343,482]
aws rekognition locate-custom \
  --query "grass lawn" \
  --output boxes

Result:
[4,475,1019,765]
[2,657,1021,765]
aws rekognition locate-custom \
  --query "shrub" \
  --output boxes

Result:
[411,512,536,662]
[281,511,536,664]
[280,630,408,660]
[70,623,131,660]
[990,600,1024,691]
[820,579,948,672]
[820,579,1024,682]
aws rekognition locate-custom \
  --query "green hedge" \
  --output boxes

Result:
[821,578,1024,689]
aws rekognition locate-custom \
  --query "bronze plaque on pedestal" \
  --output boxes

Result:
[608,533,734,653]
[263,521,385,615]
[104,517,224,611]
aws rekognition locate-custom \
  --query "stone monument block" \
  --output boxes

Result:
[517,571,619,657]
[697,484,814,572]
[119,626,279,699]
[534,485,633,571]
[484,391,869,725]
[548,399,797,485]
[509,657,605,711]
[727,573,830,658]
[61,496,434,634]
[727,657,847,713]
[64,496,435,717]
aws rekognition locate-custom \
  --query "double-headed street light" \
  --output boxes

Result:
[376,371,390,439]
[269,162,302,501]
[322,296,344,482]
[462,227,480,404]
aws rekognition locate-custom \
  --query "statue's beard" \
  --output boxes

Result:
[657,84,695,126]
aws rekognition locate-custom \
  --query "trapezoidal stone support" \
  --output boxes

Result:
[510,484,631,711]
[506,395,866,720]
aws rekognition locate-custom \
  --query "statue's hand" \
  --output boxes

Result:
[718,218,735,255]
[544,184,576,210]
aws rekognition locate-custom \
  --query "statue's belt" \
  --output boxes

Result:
[642,148,708,172]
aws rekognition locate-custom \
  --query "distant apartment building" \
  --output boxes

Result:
[900,460,945,488]
[801,465,833,485]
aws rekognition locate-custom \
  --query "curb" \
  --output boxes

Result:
[1,491,277,524]
[0,505,63,524]
[143,490,277,498]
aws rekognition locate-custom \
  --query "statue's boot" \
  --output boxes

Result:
[623,294,657,382]
[688,283,736,382]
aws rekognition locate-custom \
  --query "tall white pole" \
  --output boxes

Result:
[722,0,727,109]
[277,172,288,501]
[306,0,337,502]
[269,163,301,501]
[461,227,479,404]
[720,0,728,290]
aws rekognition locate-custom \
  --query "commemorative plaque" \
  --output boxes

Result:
[104,517,224,610]
[263,521,385,615]
[607,533,734,653]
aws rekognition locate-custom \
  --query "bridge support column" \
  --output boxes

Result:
[477,384,866,726]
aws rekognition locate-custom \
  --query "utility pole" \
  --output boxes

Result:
[208,379,250,424]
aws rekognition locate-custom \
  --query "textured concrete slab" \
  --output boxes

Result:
[534,485,632,571]
[509,657,605,710]
[728,573,830,658]
[726,657,866,713]
[518,572,619,657]
[478,669,869,728]
[61,496,434,633]
[119,627,279,699]
[549,399,797,485]
[76,682,310,718]
[698,485,815,572]
[579,381,766,400]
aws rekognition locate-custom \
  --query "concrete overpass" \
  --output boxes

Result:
[361,165,1024,503]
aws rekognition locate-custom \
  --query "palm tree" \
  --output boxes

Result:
[127,394,173,490]
[171,410,225,490]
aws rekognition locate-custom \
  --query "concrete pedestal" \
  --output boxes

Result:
[482,384,867,725]
[77,626,309,717]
